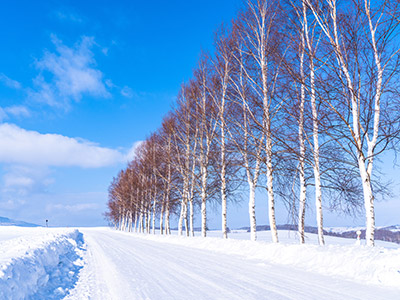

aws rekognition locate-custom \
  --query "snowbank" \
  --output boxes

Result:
[0,227,84,300]
[130,230,400,289]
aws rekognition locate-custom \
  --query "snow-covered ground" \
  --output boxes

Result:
[0,226,84,299]
[1,226,399,299]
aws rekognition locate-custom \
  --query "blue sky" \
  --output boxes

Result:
[0,0,398,228]
[0,0,243,227]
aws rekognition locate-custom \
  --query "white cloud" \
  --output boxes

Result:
[0,124,138,225]
[0,123,125,168]
[0,106,30,122]
[30,35,110,108]
[125,141,143,161]
[102,47,109,56]
[0,108,7,122]
[105,79,115,88]
[1,165,53,196]
[120,86,135,98]
[4,175,34,188]
[0,73,22,89]
[5,105,30,117]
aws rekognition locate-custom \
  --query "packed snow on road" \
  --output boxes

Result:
[0,226,399,299]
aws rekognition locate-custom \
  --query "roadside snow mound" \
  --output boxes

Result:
[132,230,400,289]
[0,228,84,300]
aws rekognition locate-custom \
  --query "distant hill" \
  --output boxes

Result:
[236,224,400,244]
[0,216,40,227]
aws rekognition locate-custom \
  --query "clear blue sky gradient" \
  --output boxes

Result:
[0,0,398,228]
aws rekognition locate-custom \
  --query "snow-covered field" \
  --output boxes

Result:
[1,226,399,299]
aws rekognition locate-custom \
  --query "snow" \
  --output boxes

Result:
[127,229,400,287]
[1,226,399,299]
[0,227,84,299]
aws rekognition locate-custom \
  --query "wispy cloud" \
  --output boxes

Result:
[4,105,30,117]
[47,202,99,213]
[0,73,22,89]
[0,106,30,122]
[53,10,83,23]
[29,35,110,109]
[120,86,135,98]
[0,123,125,168]
[2,165,53,196]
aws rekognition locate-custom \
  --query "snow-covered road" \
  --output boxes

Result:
[67,228,400,300]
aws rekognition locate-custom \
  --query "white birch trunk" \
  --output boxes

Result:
[118,215,122,231]
[220,83,228,239]
[165,205,170,235]
[139,212,143,233]
[189,137,197,238]
[160,201,164,235]
[134,211,138,233]
[298,2,307,244]
[259,7,279,243]
[178,200,184,236]
[359,157,375,246]
[120,209,126,231]
[148,209,151,234]
[145,210,148,234]
[262,61,279,244]
[201,166,208,237]
[266,151,278,243]
[249,182,257,242]
[128,211,132,232]
[303,1,324,246]
[189,199,194,237]
[184,202,189,237]
[152,192,156,235]
[310,54,324,246]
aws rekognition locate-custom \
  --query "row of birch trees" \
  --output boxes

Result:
[106,0,400,246]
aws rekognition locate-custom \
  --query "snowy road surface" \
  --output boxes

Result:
[66,228,400,300]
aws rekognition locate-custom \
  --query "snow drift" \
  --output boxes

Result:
[0,227,84,300]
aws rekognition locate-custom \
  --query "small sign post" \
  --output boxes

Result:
[356,230,361,245]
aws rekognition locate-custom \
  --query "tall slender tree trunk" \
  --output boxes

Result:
[189,198,194,237]
[303,1,324,246]
[134,211,138,233]
[265,150,278,243]
[184,202,189,236]
[139,211,143,233]
[310,57,324,246]
[201,165,208,237]
[298,3,307,244]
[128,211,132,232]
[220,96,228,239]
[160,201,164,235]
[261,59,278,244]
[145,209,149,234]
[165,205,170,235]
[248,182,257,241]
[359,157,375,246]
[152,191,157,235]
[178,199,185,236]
